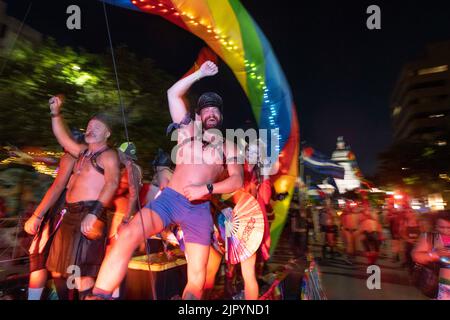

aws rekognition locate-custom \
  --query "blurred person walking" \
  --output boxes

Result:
[359,207,384,265]
[340,200,359,265]
[400,205,421,272]
[386,200,403,263]
[412,211,450,300]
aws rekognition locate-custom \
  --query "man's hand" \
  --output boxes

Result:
[199,61,218,78]
[81,213,98,236]
[49,95,64,114]
[24,215,42,236]
[183,184,209,201]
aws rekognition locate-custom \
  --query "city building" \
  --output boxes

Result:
[390,41,450,144]
[0,1,42,55]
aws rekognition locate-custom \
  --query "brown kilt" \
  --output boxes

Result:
[46,201,107,278]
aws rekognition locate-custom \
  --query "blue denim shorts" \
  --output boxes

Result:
[145,187,213,246]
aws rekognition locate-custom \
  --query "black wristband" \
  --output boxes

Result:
[91,201,105,219]
[50,112,61,118]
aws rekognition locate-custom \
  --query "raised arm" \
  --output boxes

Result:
[24,153,75,235]
[49,95,85,157]
[167,61,218,123]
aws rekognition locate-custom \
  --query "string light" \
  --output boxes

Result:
[134,1,284,144]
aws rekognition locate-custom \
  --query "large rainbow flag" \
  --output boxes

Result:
[101,0,300,255]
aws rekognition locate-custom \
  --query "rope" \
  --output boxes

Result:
[0,257,29,264]
[0,2,33,76]
[102,1,158,301]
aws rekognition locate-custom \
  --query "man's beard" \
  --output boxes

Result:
[202,116,222,130]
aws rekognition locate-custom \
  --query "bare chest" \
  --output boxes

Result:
[176,140,226,166]
[67,156,104,190]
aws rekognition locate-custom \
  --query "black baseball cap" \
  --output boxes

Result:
[196,92,223,114]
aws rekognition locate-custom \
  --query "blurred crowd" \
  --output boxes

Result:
[287,190,450,299]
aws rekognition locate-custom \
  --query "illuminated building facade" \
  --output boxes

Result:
[390,41,450,144]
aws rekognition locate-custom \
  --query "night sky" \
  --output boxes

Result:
[4,0,450,176]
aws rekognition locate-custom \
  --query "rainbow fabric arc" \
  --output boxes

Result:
[101,0,300,254]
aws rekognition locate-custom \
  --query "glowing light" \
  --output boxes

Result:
[394,194,403,200]
[72,64,81,71]
[428,193,446,211]
[32,162,57,178]
[74,73,93,86]
[417,65,448,76]
[429,114,445,119]
[393,106,402,117]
